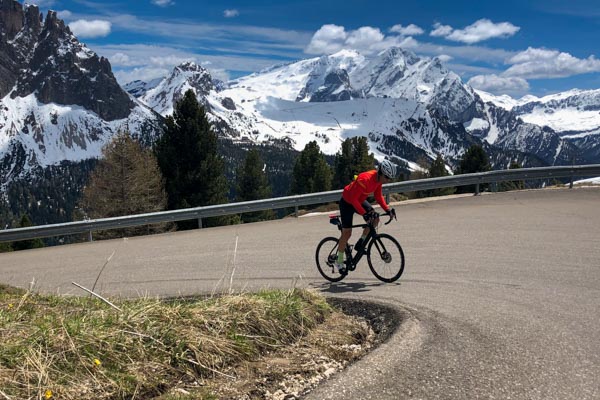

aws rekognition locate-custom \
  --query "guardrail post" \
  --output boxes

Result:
[198,218,203,229]
[295,205,299,218]
[386,193,390,203]
[88,230,93,242]
[569,174,574,189]
[475,183,480,196]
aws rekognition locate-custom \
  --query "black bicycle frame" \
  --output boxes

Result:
[330,210,396,271]
[344,221,377,270]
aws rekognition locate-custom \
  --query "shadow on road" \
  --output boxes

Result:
[313,281,398,293]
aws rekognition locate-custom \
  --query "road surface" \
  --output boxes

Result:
[1,187,599,399]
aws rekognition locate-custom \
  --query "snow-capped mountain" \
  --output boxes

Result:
[0,0,163,192]
[133,47,590,169]
[477,89,600,164]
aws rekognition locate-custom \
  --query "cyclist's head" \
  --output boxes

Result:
[378,159,397,180]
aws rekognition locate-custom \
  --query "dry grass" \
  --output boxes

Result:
[0,286,339,399]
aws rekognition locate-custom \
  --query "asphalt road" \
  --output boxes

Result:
[1,187,599,399]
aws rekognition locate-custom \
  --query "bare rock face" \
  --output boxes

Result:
[0,0,134,120]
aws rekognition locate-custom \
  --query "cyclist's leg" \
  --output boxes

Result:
[359,200,373,242]
[338,198,355,257]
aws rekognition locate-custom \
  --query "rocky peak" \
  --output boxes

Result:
[309,68,361,102]
[0,0,134,120]
[0,0,26,39]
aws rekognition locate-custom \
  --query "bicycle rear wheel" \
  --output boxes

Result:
[315,236,346,282]
[367,233,405,283]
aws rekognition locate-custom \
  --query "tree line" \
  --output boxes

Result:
[1,89,513,251]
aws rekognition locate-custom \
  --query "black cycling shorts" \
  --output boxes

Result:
[339,198,372,229]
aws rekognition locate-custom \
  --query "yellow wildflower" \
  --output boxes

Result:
[44,389,53,399]
[94,358,101,367]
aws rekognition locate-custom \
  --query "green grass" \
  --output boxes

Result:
[0,286,332,399]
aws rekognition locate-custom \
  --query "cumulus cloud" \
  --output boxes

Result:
[390,24,424,36]
[430,19,519,44]
[305,24,348,54]
[305,24,419,55]
[152,0,174,7]
[345,27,385,49]
[430,23,453,37]
[69,19,112,38]
[468,74,530,95]
[504,47,600,79]
[224,9,239,18]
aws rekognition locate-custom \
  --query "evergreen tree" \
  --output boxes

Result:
[154,89,229,228]
[333,137,375,188]
[79,131,168,239]
[12,214,44,251]
[426,154,456,197]
[499,161,525,191]
[455,144,491,193]
[290,141,332,195]
[236,149,274,223]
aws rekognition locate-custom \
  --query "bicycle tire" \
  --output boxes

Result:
[367,233,405,283]
[315,236,346,282]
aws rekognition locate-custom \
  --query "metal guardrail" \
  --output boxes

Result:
[1,164,599,243]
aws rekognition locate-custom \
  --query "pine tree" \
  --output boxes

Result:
[333,137,375,189]
[79,131,168,239]
[236,149,274,223]
[455,144,491,193]
[290,141,332,195]
[154,89,229,228]
[12,214,44,251]
[426,154,456,197]
[499,161,525,191]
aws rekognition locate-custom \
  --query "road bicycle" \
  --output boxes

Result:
[315,210,405,283]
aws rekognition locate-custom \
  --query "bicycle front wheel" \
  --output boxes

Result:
[315,236,346,282]
[367,233,405,283]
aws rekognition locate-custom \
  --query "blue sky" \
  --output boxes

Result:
[23,0,600,97]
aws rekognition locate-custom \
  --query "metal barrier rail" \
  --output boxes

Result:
[1,164,599,243]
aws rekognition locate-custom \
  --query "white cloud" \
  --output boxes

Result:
[305,24,420,55]
[92,44,280,84]
[304,24,348,54]
[152,0,174,7]
[102,14,310,57]
[430,19,520,44]
[503,47,600,79]
[23,0,56,8]
[468,74,530,95]
[224,9,239,18]
[437,54,453,62]
[430,23,453,37]
[57,10,72,20]
[390,24,424,36]
[345,27,385,49]
[69,19,112,38]
[110,52,133,66]
[149,55,196,67]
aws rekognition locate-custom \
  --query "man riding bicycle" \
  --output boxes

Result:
[336,159,397,273]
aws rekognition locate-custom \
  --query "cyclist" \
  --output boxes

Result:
[336,159,397,273]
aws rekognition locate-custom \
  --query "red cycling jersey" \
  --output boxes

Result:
[342,170,389,215]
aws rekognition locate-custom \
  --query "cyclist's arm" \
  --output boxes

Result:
[374,184,390,212]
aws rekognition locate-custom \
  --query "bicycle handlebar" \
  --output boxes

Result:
[381,210,397,225]
[365,209,397,226]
